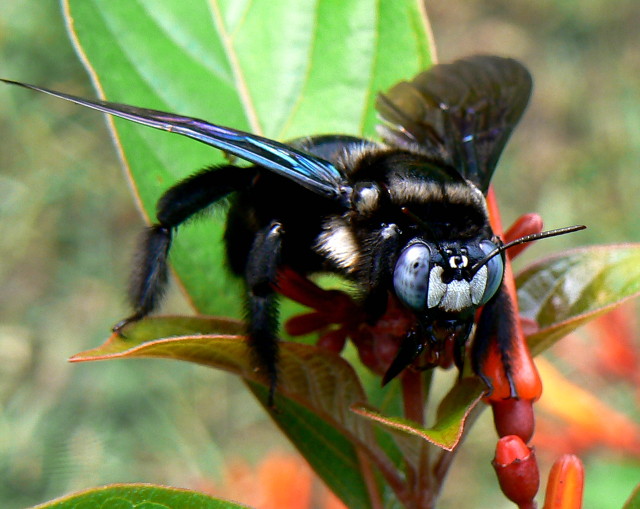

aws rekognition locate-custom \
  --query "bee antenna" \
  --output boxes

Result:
[469,224,586,277]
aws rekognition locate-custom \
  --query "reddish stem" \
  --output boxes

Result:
[356,447,385,509]
[401,369,426,425]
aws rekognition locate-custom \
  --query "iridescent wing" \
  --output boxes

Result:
[1,79,348,201]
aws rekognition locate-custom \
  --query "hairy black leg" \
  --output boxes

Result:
[362,224,401,323]
[382,321,431,386]
[244,221,284,406]
[113,225,172,331]
[471,284,517,397]
[156,165,257,225]
[113,165,256,333]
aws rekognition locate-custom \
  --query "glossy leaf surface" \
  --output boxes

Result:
[517,244,640,354]
[353,377,484,454]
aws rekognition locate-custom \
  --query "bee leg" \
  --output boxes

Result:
[244,221,284,406]
[113,224,172,333]
[363,224,400,323]
[113,165,255,334]
[471,284,517,397]
[381,321,431,386]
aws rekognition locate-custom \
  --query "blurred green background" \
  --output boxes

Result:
[1,1,639,508]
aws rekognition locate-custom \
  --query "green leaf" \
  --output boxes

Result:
[72,318,372,436]
[63,0,434,318]
[71,316,383,508]
[516,244,640,354]
[352,378,485,454]
[33,483,248,508]
[246,382,374,509]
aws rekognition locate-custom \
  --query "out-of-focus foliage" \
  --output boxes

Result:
[0,3,279,509]
[0,1,639,508]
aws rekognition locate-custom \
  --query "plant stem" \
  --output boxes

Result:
[401,369,426,425]
[356,447,384,509]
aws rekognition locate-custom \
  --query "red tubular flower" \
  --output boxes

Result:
[503,213,544,260]
[482,190,543,403]
[277,267,365,354]
[493,435,540,508]
[202,451,346,509]
[347,295,417,376]
[535,356,640,456]
[492,398,536,444]
[589,304,639,381]
[277,267,416,375]
[542,454,584,509]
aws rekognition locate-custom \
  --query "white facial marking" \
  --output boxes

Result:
[470,265,488,305]
[427,266,447,308]
[440,280,472,312]
[427,265,489,312]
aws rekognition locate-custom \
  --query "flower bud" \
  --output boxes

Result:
[493,435,540,508]
[492,398,535,443]
[543,454,584,509]
[481,258,543,402]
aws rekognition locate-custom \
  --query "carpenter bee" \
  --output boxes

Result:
[2,56,582,403]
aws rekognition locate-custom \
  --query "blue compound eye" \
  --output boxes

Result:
[478,240,504,304]
[393,242,433,311]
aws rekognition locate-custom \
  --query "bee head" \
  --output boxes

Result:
[392,223,587,314]
[393,238,504,313]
